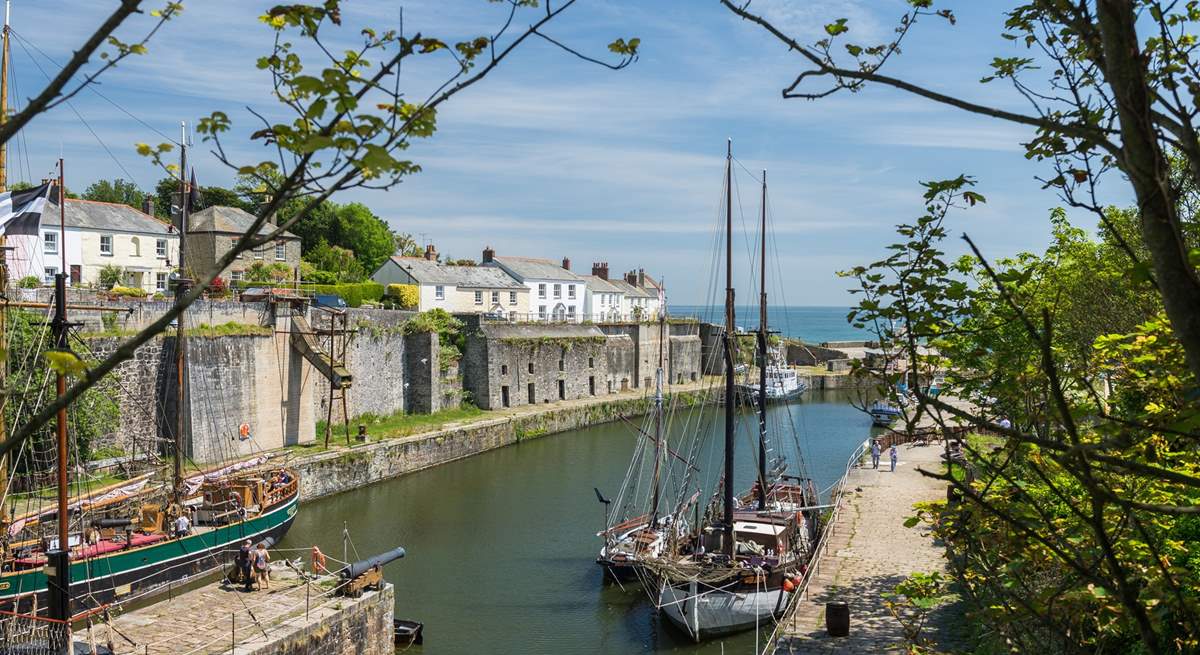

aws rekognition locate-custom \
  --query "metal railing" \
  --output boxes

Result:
[761,438,870,654]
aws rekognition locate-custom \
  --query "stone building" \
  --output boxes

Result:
[183,205,302,284]
[480,248,585,322]
[461,320,609,410]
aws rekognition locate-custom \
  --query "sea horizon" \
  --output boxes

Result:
[668,304,869,344]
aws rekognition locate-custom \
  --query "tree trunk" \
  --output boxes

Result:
[1096,0,1200,385]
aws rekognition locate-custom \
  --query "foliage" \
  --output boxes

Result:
[97,264,123,290]
[385,283,419,309]
[310,404,483,449]
[207,276,229,297]
[83,178,143,207]
[4,311,119,473]
[298,282,384,308]
[882,571,959,652]
[847,182,1200,653]
[153,176,254,219]
[303,240,365,282]
[17,275,40,289]
[188,322,273,337]
[332,202,393,273]
[403,308,464,370]
[109,285,147,298]
[244,261,293,284]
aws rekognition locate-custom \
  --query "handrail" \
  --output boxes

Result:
[760,438,869,654]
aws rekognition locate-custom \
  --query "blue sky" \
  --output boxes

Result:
[6,1,1130,305]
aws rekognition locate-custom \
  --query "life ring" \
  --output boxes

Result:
[238,423,251,441]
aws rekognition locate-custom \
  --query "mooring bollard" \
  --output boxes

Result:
[826,601,850,637]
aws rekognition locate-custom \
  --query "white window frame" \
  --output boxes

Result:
[553,283,561,299]
[232,237,242,259]
[568,284,576,299]
[491,291,499,303]
[43,267,57,285]
[538,305,546,320]
[253,246,263,260]
[538,283,546,299]
[567,306,576,318]
[509,291,517,305]
[156,238,167,258]
[435,285,445,300]
[474,290,483,305]
[230,270,244,283]
[99,234,113,256]
[275,242,286,261]
[155,272,167,291]
[43,231,58,255]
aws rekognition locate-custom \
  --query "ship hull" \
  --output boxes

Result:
[0,492,298,614]
[658,578,791,641]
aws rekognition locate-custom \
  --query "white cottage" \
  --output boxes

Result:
[582,262,626,322]
[480,247,585,322]
[371,246,529,315]
[7,198,179,293]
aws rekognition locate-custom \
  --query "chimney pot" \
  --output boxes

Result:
[424,243,438,261]
[482,246,495,263]
[562,257,571,271]
[591,262,609,280]
[142,196,155,216]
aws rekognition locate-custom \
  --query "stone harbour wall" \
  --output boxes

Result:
[292,389,707,502]
[239,583,394,655]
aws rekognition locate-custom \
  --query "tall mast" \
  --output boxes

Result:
[48,159,72,623]
[722,139,736,556]
[0,0,10,193]
[0,0,8,531]
[649,310,666,520]
[756,170,768,510]
[172,122,189,506]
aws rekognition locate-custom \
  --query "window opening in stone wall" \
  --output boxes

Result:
[528,362,534,374]
[558,379,565,400]
[502,386,510,408]
[589,377,595,395]
[501,364,508,375]
[528,383,535,404]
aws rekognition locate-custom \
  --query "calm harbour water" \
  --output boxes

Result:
[668,305,866,344]
[281,390,875,654]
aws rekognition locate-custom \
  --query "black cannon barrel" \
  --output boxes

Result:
[341,546,406,580]
[258,536,277,548]
[92,518,133,528]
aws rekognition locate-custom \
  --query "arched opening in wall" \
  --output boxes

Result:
[501,386,510,408]
[131,236,141,257]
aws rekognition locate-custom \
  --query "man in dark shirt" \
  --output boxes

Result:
[237,540,254,591]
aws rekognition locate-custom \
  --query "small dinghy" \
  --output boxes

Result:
[394,619,424,646]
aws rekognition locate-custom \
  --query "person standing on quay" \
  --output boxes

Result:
[254,542,272,590]
[237,539,254,592]
[871,440,881,469]
[889,444,898,472]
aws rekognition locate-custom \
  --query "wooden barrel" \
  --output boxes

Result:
[826,601,850,637]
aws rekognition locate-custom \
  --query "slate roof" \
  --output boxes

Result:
[487,256,583,282]
[46,199,174,235]
[189,205,298,239]
[582,275,624,294]
[609,278,654,299]
[387,257,525,289]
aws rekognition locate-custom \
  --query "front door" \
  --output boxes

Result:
[69,265,81,286]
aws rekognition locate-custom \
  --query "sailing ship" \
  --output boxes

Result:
[596,314,697,582]
[0,88,299,614]
[643,144,823,640]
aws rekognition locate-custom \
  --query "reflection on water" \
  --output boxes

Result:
[282,390,873,654]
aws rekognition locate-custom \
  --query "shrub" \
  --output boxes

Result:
[386,283,419,309]
[208,276,229,297]
[298,282,384,308]
[17,275,40,288]
[109,285,147,298]
[98,264,123,290]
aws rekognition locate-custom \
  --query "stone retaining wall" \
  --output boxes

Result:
[291,390,707,502]
[240,583,394,655]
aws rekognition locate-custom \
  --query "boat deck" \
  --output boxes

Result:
[102,565,345,655]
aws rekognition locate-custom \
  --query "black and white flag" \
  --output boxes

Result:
[0,182,52,236]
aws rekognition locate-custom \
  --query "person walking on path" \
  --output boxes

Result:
[253,542,272,590]
[237,540,254,592]
[889,444,898,472]
[871,440,881,470]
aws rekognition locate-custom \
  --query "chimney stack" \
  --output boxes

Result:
[141,196,155,216]
[482,246,495,263]
[638,268,646,287]
[591,262,609,280]
[424,243,438,261]
[625,270,638,286]
[562,257,571,271]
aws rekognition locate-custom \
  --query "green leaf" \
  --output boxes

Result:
[824,19,849,36]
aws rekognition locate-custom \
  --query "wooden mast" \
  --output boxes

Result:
[649,308,666,521]
[172,122,189,507]
[0,0,10,532]
[722,139,736,556]
[756,170,768,510]
[48,159,72,624]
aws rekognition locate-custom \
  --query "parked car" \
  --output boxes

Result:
[313,293,348,310]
